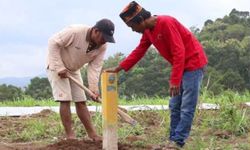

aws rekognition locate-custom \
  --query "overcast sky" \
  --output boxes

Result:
[0,0,249,78]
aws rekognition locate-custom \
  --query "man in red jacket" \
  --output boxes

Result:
[106,1,208,148]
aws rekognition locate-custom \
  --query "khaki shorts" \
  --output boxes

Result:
[47,69,86,102]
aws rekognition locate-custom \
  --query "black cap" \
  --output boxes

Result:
[94,19,115,43]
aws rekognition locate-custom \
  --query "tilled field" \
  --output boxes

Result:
[0,108,249,150]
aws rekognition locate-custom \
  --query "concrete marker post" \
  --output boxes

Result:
[101,72,118,150]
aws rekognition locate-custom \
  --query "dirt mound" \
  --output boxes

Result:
[214,130,231,139]
[132,110,162,126]
[0,142,44,150]
[0,139,150,150]
[0,117,26,141]
[39,139,147,150]
[0,143,12,150]
[30,109,55,118]
[41,139,102,150]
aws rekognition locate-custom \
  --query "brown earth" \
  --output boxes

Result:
[0,139,150,150]
[39,139,142,150]
[0,109,159,150]
[0,142,44,150]
[1,108,248,149]
[0,135,152,150]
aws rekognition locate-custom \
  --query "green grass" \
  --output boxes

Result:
[0,90,249,149]
[0,96,168,106]
[118,96,168,105]
[1,90,249,107]
[200,90,250,104]
[0,97,57,107]
[5,113,63,142]
[0,104,249,149]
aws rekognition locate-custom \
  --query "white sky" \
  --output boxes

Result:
[0,0,249,78]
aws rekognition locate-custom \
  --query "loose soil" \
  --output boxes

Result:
[0,110,157,150]
[0,140,150,150]
[0,108,249,149]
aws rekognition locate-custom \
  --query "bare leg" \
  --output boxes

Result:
[75,101,102,141]
[60,101,75,139]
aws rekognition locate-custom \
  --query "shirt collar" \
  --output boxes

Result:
[86,27,93,42]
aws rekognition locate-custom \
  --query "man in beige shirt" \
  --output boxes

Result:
[46,19,115,141]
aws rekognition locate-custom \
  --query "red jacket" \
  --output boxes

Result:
[120,15,208,86]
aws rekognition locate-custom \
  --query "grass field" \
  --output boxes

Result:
[0,107,249,149]
[0,90,249,149]
[0,90,249,107]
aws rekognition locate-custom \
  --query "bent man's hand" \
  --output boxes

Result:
[169,84,180,97]
[104,66,122,73]
[58,69,69,78]
[90,91,101,103]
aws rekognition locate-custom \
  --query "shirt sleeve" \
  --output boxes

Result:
[47,26,76,72]
[87,44,107,93]
[163,19,185,86]
[119,33,152,71]
[53,26,76,47]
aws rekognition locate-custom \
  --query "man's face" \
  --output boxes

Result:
[91,28,106,46]
[126,21,145,34]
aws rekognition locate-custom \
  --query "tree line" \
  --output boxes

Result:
[0,9,249,101]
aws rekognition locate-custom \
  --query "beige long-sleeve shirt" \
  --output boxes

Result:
[46,24,107,92]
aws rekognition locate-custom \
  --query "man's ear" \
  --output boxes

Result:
[92,27,100,34]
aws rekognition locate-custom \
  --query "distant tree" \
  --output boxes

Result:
[241,36,250,49]
[220,69,245,91]
[202,36,249,92]
[200,9,250,42]
[203,67,225,95]
[225,24,245,40]
[119,48,170,98]
[200,21,228,41]
[25,77,52,100]
[190,26,200,37]
[0,84,24,101]
[240,36,250,88]
[103,52,125,69]
[204,19,213,26]
[230,8,249,19]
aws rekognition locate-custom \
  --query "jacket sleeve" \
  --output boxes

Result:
[119,33,151,71]
[87,44,107,93]
[47,26,76,72]
[163,19,185,86]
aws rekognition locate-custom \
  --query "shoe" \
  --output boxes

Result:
[162,141,182,150]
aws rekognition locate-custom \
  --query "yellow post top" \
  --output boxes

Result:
[101,72,118,124]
